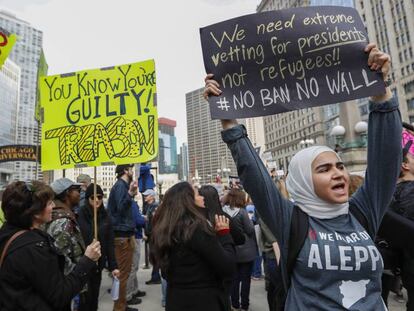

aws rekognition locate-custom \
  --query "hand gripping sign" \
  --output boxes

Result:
[39,60,158,171]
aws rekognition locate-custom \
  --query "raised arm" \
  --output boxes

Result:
[205,74,293,244]
[350,44,402,234]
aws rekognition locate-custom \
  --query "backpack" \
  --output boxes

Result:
[273,205,371,311]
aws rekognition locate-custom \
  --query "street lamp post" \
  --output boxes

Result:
[223,168,231,181]
[157,177,164,197]
[330,115,368,172]
[299,138,315,148]
[330,121,368,150]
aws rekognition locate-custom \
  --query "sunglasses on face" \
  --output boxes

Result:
[90,195,103,200]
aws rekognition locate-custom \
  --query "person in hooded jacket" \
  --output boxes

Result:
[0,181,101,311]
[222,188,256,311]
[77,183,120,311]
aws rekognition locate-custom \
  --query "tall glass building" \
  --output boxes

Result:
[158,118,178,174]
[0,59,20,186]
[186,88,237,185]
[0,10,44,181]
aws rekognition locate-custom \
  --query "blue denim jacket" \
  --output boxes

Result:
[107,178,135,235]
[221,97,402,293]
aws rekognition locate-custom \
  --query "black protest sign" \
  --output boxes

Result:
[200,6,385,119]
[0,145,39,163]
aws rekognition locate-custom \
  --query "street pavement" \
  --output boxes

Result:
[98,247,406,311]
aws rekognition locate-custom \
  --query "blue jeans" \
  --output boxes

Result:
[231,261,253,310]
[251,254,263,278]
[161,278,167,306]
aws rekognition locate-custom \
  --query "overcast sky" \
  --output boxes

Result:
[0,0,260,146]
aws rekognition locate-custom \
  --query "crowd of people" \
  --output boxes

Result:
[0,43,414,311]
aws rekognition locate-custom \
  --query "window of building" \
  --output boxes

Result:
[407,99,414,110]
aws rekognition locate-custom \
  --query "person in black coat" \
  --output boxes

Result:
[0,181,101,311]
[199,185,245,246]
[77,183,120,311]
[150,182,236,311]
[222,189,256,311]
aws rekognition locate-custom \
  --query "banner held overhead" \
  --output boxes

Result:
[200,6,385,119]
[40,59,158,171]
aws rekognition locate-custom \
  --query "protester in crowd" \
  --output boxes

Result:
[150,182,235,311]
[205,43,402,310]
[126,200,147,305]
[259,218,280,311]
[246,200,263,281]
[198,184,244,310]
[46,177,86,310]
[47,178,85,275]
[0,181,101,311]
[77,183,120,311]
[223,189,256,311]
[76,174,92,214]
[379,137,414,310]
[270,168,278,183]
[349,174,364,196]
[275,177,290,201]
[107,164,138,311]
[161,277,168,308]
[199,184,245,245]
[144,189,161,285]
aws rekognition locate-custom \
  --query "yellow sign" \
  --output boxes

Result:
[0,28,16,68]
[40,59,158,171]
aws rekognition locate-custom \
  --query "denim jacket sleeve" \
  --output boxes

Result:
[115,182,133,214]
[221,125,294,247]
[349,97,402,235]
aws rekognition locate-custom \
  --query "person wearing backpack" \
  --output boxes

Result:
[378,131,414,310]
[205,43,401,310]
[223,189,256,311]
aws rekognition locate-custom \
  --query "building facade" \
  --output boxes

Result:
[0,59,20,186]
[242,117,266,154]
[186,88,236,185]
[256,0,373,172]
[178,142,189,181]
[158,117,178,174]
[0,10,44,181]
[355,0,414,123]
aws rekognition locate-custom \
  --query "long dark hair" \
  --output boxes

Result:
[199,185,223,225]
[150,182,214,271]
[2,181,54,229]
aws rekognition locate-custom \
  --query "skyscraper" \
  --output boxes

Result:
[0,59,20,186]
[178,143,189,181]
[158,117,178,174]
[186,88,236,185]
[0,10,44,181]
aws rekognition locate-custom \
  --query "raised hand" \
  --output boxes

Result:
[365,43,391,80]
[214,215,230,232]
